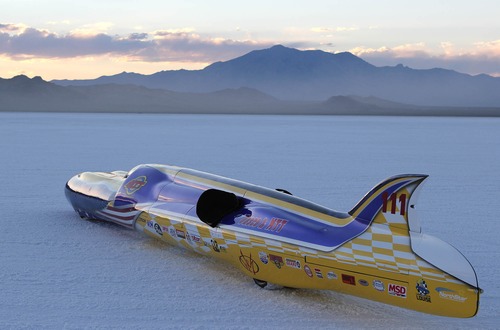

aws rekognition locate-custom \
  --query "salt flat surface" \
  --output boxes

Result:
[1,113,498,329]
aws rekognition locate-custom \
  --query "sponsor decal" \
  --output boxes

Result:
[285,258,301,269]
[270,254,284,269]
[388,283,407,298]
[416,279,431,303]
[314,268,323,279]
[239,250,259,275]
[259,251,269,265]
[342,274,356,286]
[238,216,288,233]
[124,176,147,195]
[435,287,467,303]
[211,240,221,252]
[265,218,288,233]
[187,232,201,244]
[373,280,385,292]
[416,294,431,303]
[154,223,163,236]
[146,220,162,235]
[209,240,227,253]
[304,265,313,278]
[358,279,369,286]
[239,216,268,229]
[176,229,186,239]
[185,232,200,245]
[327,271,338,280]
[168,227,176,237]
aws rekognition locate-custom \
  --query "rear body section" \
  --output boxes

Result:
[65,164,480,318]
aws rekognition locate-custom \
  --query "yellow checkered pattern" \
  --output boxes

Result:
[140,208,460,287]
[138,166,461,286]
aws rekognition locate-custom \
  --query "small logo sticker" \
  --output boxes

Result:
[388,283,407,298]
[342,274,356,285]
[304,265,313,277]
[416,279,431,303]
[259,251,269,265]
[285,258,301,269]
[211,240,221,252]
[124,176,147,195]
[435,287,467,302]
[327,271,338,280]
[270,254,284,269]
[185,232,201,245]
[154,223,163,236]
[373,280,385,292]
[358,279,369,286]
[175,229,186,239]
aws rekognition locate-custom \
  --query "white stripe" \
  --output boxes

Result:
[352,243,373,252]
[372,240,393,250]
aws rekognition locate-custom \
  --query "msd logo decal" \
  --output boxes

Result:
[388,283,407,298]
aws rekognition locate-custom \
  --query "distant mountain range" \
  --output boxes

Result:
[1,45,500,115]
[52,45,500,107]
[2,74,499,116]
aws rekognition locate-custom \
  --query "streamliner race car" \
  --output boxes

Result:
[65,164,481,318]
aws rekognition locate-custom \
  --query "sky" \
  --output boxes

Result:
[1,0,499,80]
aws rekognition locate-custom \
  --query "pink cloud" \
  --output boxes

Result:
[0,23,274,64]
[352,42,500,76]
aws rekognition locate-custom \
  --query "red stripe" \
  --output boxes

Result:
[98,210,137,221]
[106,205,136,212]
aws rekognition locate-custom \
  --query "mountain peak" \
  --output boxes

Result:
[11,74,31,81]
[267,44,300,53]
[269,44,290,50]
[204,44,372,77]
[8,75,47,83]
[7,75,50,87]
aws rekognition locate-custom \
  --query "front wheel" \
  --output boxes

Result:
[253,278,268,288]
[253,279,285,290]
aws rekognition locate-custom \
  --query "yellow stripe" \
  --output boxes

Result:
[372,233,393,242]
[353,238,372,246]
[176,171,248,195]
[351,177,410,218]
[177,171,354,226]
[373,247,394,255]
[244,190,353,226]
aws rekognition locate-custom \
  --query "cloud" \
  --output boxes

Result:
[0,23,273,64]
[46,20,71,26]
[135,30,273,62]
[310,26,359,33]
[127,33,149,41]
[351,42,500,76]
[0,23,27,32]
[351,43,428,58]
[0,26,145,59]
[472,40,500,57]
[69,22,114,37]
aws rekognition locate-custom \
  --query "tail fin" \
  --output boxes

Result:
[349,174,428,233]
[348,175,481,296]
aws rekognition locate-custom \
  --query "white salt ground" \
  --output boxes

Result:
[0,113,498,329]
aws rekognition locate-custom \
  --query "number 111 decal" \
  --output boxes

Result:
[382,192,407,216]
